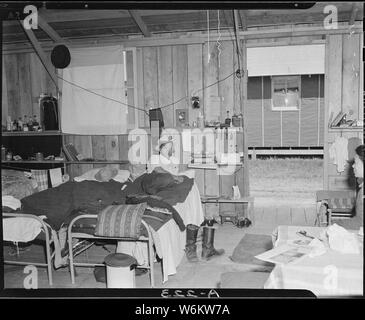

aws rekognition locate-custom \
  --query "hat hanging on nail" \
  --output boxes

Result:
[51,44,71,69]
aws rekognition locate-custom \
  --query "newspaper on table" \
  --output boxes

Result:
[255,243,313,265]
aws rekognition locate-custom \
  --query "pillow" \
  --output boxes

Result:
[74,168,100,182]
[95,167,118,182]
[112,170,131,183]
[1,169,38,199]
[128,163,147,181]
[74,167,130,183]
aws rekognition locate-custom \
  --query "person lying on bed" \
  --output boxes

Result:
[148,135,225,262]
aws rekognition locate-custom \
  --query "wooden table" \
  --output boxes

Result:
[200,196,255,224]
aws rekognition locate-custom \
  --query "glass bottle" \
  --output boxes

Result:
[27,115,33,130]
[32,115,39,131]
[12,120,17,131]
[23,115,28,131]
[225,111,231,126]
[18,117,23,131]
[6,116,12,131]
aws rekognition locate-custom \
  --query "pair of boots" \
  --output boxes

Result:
[185,224,225,262]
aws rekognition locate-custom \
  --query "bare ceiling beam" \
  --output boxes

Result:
[19,21,59,90]
[238,10,248,31]
[128,10,151,37]
[38,14,69,44]
[349,3,361,26]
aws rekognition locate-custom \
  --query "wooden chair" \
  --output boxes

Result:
[315,190,356,227]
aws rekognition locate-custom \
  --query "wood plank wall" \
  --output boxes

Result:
[2,32,362,211]
[2,51,57,125]
[324,33,363,190]
[134,40,239,128]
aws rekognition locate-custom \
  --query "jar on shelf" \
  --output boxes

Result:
[6,151,13,161]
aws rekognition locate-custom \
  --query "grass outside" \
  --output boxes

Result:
[248,158,323,206]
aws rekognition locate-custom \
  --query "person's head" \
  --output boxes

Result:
[352,144,364,179]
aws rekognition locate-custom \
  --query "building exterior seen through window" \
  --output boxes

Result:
[271,75,301,111]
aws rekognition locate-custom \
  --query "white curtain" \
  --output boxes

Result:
[247,44,325,76]
[61,45,127,134]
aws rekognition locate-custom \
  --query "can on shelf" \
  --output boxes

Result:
[1,146,6,161]
[36,152,44,161]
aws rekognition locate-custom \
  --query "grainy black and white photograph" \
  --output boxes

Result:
[0,1,363,304]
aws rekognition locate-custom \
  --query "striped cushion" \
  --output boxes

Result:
[94,203,147,238]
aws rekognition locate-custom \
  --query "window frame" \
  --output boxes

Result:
[271,75,301,111]
[124,47,139,129]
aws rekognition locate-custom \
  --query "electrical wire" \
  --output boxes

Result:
[207,10,210,63]
[216,10,222,68]
[58,75,149,115]
[160,71,236,110]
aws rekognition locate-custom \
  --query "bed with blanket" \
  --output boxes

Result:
[2,166,205,285]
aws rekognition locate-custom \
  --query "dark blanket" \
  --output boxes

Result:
[126,194,185,231]
[21,180,126,230]
[20,169,191,231]
[141,169,194,206]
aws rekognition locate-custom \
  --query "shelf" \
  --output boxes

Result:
[201,196,254,204]
[328,127,363,132]
[2,130,62,136]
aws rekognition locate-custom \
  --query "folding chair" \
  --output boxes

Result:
[315,190,356,227]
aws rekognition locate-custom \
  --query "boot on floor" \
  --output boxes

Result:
[201,226,225,261]
[185,224,199,262]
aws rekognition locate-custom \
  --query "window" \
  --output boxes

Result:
[271,75,300,111]
[123,48,139,129]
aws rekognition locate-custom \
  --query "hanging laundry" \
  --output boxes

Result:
[329,136,348,173]
[31,169,49,191]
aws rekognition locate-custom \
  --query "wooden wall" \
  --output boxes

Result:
[135,39,239,129]
[324,33,363,190]
[2,51,57,126]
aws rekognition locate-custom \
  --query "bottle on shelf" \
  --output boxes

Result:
[32,115,39,131]
[238,113,243,128]
[27,115,33,131]
[18,117,23,131]
[225,111,231,126]
[6,116,12,131]
[23,115,29,131]
[12,119,17,131]
[197,112,204,129]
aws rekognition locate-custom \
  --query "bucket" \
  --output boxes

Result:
[104,253,137,288]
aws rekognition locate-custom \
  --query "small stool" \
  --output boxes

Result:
[104,253,137,288]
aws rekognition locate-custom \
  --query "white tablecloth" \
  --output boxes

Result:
[265,225,363,297]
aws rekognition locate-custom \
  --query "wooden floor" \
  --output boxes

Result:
[3,204,318,289]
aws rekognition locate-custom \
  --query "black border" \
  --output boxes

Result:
[1,0,364,308]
